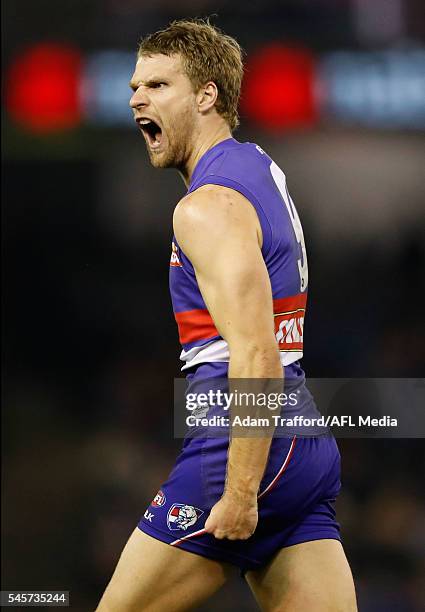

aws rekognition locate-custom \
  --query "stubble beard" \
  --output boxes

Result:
[148,109,197,172]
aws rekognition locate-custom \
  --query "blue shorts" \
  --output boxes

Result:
[138,433,341,572]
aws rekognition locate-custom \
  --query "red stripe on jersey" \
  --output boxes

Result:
[273,292,307,314]
[175,293,307,347]
[175,309,219,345]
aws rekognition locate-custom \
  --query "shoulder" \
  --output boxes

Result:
[174,184,258,233]
[173,184,262,251]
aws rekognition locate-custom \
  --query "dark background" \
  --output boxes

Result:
[2,1,425,610]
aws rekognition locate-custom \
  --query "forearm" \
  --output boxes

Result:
[225,344,283,498]
[225,437,274,499]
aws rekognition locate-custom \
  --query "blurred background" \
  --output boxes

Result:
[2,0,425,610]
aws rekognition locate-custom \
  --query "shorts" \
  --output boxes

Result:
[137,433,342,572]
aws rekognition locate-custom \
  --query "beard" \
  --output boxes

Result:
[146,107,197,171]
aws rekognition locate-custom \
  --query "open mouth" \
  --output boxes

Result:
[139,119,163,149]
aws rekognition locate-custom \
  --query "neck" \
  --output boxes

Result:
[180,122,233,187]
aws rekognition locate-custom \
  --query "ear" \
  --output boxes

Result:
[197,81,218,114]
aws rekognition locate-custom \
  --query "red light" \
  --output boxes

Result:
[241,44,317,131]
[6,43,82,133]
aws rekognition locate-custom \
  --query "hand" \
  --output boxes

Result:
[204,492,258,540]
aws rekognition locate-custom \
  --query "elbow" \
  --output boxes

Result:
[244,341,279,361]
[229,338,282,375]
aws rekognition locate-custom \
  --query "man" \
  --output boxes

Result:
[97,19,357,611]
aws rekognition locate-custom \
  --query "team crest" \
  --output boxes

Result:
[151,490,166,508]
[170,242,182,267]
[167,504,204,531]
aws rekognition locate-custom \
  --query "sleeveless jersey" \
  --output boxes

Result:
[169,138,309,379]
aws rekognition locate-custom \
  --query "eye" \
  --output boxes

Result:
[152,82,167,89]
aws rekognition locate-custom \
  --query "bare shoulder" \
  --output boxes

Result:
[174,184,247,223]
[173,184,261,246]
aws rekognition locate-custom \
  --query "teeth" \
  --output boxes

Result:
[139,119,152,125]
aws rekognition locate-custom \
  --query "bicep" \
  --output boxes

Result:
[196,239,275,347]
[174,187,276,349]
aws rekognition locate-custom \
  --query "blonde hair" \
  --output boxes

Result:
[138,18,244,131]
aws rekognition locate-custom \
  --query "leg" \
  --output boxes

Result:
[96,528,233,612]
[246,539,357,612]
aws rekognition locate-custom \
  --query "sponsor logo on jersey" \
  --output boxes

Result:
[151,490,166,507]
[273,293,307,352]
[167,504,204,531]
[275,313,304,351]
[170,241,182,267]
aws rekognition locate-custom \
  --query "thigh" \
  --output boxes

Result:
[96,528,233,612]
[246,539,357,612]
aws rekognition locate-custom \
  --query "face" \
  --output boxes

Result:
[129,54,199,169]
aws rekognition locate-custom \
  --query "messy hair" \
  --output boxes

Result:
[138,18,244,131]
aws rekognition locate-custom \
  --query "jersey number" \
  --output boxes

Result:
[270,161,308,292]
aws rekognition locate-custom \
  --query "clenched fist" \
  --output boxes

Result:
[204,492,258,540]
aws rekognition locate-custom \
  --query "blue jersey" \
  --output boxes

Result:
[170,138,308,379]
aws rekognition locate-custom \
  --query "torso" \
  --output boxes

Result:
[170,137,309,380]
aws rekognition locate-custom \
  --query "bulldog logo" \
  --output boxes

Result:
[167,504,204,531]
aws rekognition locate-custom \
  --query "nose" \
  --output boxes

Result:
[129,86,149,110]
